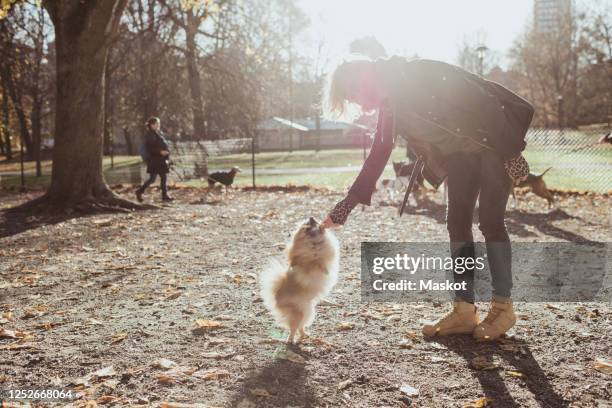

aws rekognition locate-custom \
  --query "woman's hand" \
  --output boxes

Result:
[325,194,359,227]
[321,216,341,229]
[160,150,170,156]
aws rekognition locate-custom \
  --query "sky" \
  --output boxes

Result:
[295,0,535,69]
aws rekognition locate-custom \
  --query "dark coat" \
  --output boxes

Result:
[144,130,170,174]
[348,57,535,205]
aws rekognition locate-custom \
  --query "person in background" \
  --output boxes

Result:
[321,56,533,341]
[136,116,173,202]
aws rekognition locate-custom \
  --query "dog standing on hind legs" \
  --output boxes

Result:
[259,217,339,344]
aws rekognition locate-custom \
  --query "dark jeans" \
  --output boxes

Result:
[446,149,512,303]
[138,173,168,197]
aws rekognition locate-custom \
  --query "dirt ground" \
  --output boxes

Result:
[0,186,610,408]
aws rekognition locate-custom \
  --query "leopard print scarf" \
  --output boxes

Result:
[504,154,529,185]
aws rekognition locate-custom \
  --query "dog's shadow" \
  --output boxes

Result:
[227,346,318,407]
[428,336,569,408]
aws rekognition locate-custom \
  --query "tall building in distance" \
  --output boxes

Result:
[534,0,573,33]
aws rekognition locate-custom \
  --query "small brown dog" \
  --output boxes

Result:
[512,167,555,208]
[260,217,339,344]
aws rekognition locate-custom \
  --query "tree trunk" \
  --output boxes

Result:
[123,127,134,156]
[185,10,206,140]
[31,93,42,176]
[103,58,112,156]
[24,0,143,212]
[0,68,33,158]
[0,85,10,159]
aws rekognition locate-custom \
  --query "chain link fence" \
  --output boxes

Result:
[4,127,607,192]
[162,127,610,193]
[522,128,610,193]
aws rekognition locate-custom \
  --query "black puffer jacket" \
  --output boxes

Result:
[347,57,535,205]
[144,130,170,174]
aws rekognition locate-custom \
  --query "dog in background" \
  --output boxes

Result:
[375,177,406,201]
[511,167,555,208]
[259,217,339,344]
[207,166,241,188]
[392,161,425,188]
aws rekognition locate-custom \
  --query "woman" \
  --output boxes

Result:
[136,117,173,202]
[321,56,533,341]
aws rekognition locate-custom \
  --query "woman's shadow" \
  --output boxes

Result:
[428,336,569,408]
[227,346,318,408]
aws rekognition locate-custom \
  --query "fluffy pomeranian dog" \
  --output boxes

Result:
[260,217,339,344]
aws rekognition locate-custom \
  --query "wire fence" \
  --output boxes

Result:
[165,127,611,193]
[522,128,610,193]
[1,127,609,193]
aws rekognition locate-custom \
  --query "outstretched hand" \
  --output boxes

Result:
[321,216,341,229]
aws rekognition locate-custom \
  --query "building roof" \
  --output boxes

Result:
[257,116,369,132]
[256,117,309,131]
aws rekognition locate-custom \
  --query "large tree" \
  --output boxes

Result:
[30,0,142,211]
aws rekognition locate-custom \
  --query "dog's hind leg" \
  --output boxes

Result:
[286,308,304,344]
[298,304,315,342]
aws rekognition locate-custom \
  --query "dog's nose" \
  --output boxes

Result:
[308,217,317,226]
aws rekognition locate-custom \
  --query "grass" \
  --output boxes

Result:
[1,147,609,192]
[0,155,140,173]
[0,156,142,190]
[204,148,409,170]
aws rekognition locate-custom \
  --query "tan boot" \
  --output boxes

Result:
[422,301,480,337]
[473,300,516,341]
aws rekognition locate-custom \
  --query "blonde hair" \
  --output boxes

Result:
[323,56,374,120]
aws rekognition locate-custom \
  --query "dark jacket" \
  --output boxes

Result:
[348,57,535,205]
[144,130,170,175]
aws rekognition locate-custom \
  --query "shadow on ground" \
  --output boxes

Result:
[430,336,569,408]
[227,355,318,408]
[385,195,597,243]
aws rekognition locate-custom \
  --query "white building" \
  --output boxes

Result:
[534,0,572,33]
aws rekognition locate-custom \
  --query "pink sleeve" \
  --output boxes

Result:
[347,110,395,205]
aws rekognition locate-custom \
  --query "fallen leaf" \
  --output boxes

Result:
[404,330,419,341]
[153,358,178,369]
[319,299,342,307]
[338,379,353,390]
[506,370,527,379]
[0,342,34,350]
[97,395,120,404]
[94,366,117,378]
[92,219,113,227]
[470,356,500,371]
[157,374,178,385]
[336,322,355,331]
[0,328,26,339]
[400,384,419,396]
[463,397,492,407]
[86,318,105,326]
[192,368,231,380]
[274,348,306,364]
[110,332,127,344]
[201,351,236,359]
[398,339,412,349]
[593,359,612,375]
[165,292,182,300]
[192,319,224,334]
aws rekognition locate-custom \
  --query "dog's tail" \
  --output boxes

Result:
[537,167,552,178]
[259,258,287,325]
